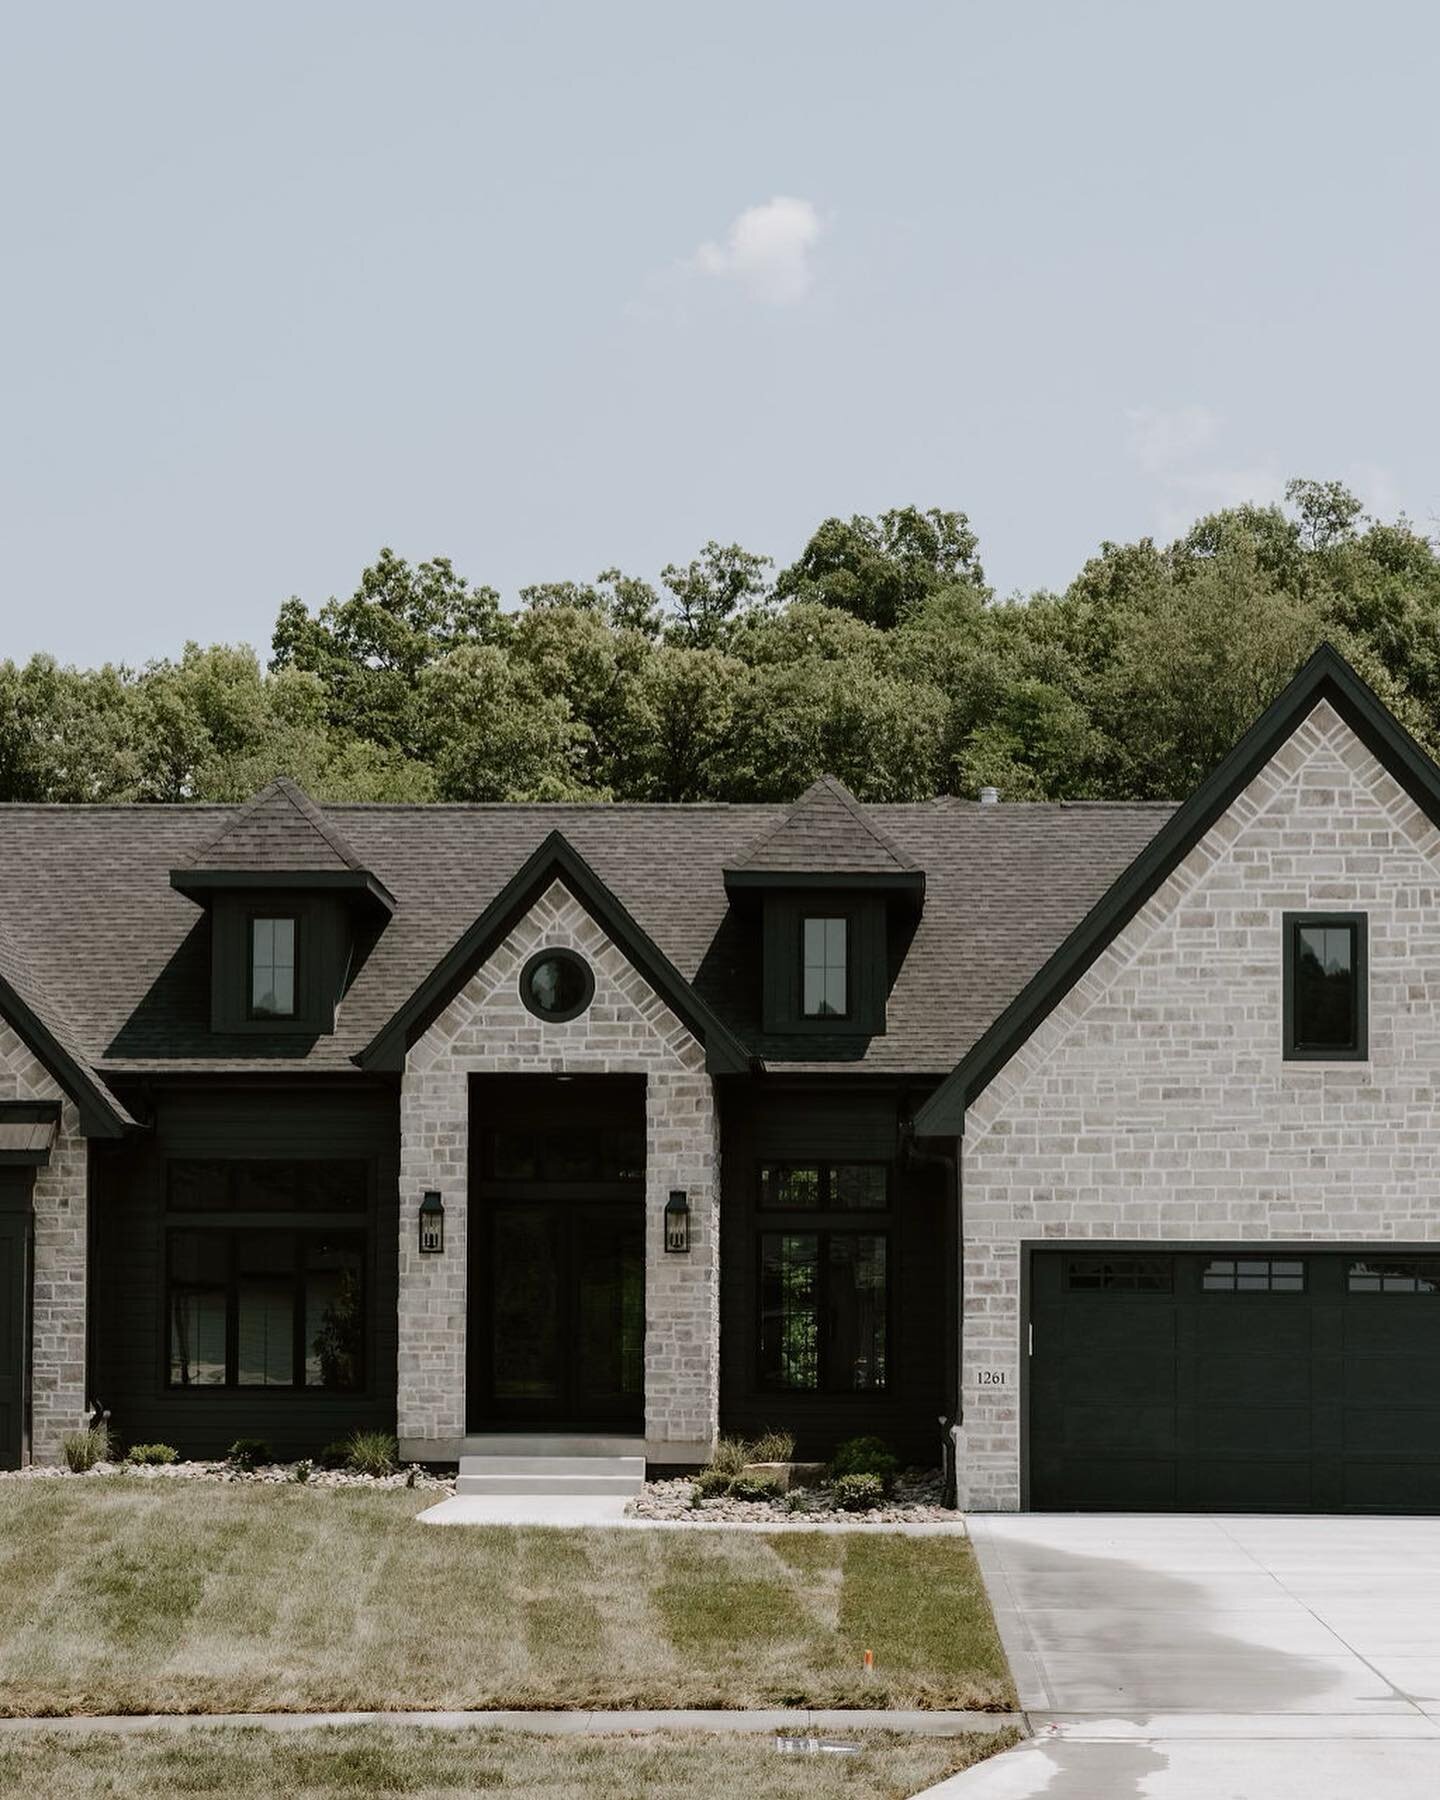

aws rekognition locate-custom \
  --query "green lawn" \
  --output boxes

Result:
[0,1724,1021,1798]
[0,1480,1014,1716]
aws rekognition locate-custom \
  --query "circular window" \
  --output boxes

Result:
[519,948,595,1023]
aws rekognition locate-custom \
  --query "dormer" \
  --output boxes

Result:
[170,778,395,1036]
[724,775,924,1038]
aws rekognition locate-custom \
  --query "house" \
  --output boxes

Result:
[3,644,1439,1513]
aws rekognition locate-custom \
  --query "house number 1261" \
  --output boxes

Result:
[975,1370,1009,1386]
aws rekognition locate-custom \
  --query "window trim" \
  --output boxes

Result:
[1282,911,1368,1061]
[518,947,595,1024]
[756,1226,891,1395]
[798,913,852,1022]
[246,911,300,1022]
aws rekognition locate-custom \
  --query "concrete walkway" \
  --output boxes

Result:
[0,1706,1019,1738]
[417,1492,966,1530]
[922,1512,1440,1797]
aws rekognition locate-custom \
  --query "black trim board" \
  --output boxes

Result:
[0,978,130,1139]
[916,644,1440,1135]
[356,830,753,1075]
[171,867,396,914]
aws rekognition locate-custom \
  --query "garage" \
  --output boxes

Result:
[1029,1247,1440,1513]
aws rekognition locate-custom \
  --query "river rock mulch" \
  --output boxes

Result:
[0,1460,456,1493]
[627,1469,953,1524]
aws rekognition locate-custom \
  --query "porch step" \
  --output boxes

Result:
[459,1434,645,1459]
[456,1452,646,1498]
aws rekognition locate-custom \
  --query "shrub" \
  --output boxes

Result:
[692,1469,733,1500]
[748,1428,797,1465]
[291,1460,313,1484]
[62,1426,110,1473]
[832,1472,886,1512]
[829,1435,898,1489]
[317,1440,352,1471]
[124,1443,178,1466]
[227,1438,272,1471]
[725,1472,784,1503]
[345,1429,398,1477]
[706,1436,752,1478]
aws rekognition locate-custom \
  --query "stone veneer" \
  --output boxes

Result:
[0,1022,88,1463]
[397,879,720,1462]
[960,699,1440,1509]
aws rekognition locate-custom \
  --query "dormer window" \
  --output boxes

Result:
[802,916,848,1018]
[249,916,298,1020]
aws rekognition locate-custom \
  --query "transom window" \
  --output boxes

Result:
[759,1162,888,1210]
[168,1159,367,1213]
[801,916,848,1018]
[1067,1255,1173,1293]
[1203,1257,1306,1293]
[759,1231,887,1392]
[1284,913,1366,1060]
[249,916,297,1019]
[1348,1258,1440,1294]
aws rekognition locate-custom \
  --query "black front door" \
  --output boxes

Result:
[0,1171,34,1470]
[478,1201,644,1426]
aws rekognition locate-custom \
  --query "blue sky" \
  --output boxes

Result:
[3,1,1437,664]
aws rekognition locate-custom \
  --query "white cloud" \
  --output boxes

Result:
[689,196,824,306]
[1124,403,1221,475]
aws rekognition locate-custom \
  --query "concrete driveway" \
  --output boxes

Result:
[924,1513,1440,1797]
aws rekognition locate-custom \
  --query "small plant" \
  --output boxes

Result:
[226,1438,272,1472]
[706,1436,751,1478]
[317,1440,351,1471]
[692,1469,733,1500]
[832,1472,886,1512]
[291,1459,313,1484]
[344,1429,398,1477]
[124,1443,178,1466]
[725,1472,785,1503]
[749,1428,797,1465]
[829,1435,898,1490]
[62,1426,110,1473]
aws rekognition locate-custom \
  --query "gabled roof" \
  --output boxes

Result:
[914,644,1440,1135]
[725,774,924,894]
[171,777,395,912]
[358,829,753,1075]
[0,922,133,1136]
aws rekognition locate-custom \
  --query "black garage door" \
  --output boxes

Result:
[1030,1248,1440,1513]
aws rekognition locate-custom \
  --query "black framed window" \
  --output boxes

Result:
[1066,1255,1173,1293]
[1284,913,1366,1060]
[1348,1257,1440,1294]
[758,1162,888,1211]
[758,1231,887,1391]
[1202,1257,1306,1293]
[801,916,848,1018]
[168,1160,367,1212]
[168,1228,364,1389]
[249,915,298,1019]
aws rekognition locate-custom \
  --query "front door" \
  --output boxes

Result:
[0,1171,34,1471]
[480,1202,644,1425]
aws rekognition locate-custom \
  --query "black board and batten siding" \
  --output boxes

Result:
[91,1083,400,1460]
[719,1083,947,1465]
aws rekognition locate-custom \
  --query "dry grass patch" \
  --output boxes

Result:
[0,1725,1023,1799]
[0,1479,1014,1716]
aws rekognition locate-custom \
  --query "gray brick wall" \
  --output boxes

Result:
[960,700,1440,1508]
[397,880,720,1460]
[0,1024,87,1463]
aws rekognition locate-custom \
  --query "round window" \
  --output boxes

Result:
[519,948,594,1022]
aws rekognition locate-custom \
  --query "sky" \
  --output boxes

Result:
[2,0,1438,665]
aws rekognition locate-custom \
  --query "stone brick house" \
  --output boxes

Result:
[3,645,1438,1511]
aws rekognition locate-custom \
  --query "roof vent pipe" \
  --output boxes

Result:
[978,786,1000,806]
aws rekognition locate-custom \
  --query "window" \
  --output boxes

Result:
[759,1231,887,1391]
[1066,1255,1173,1293]
[758,1162,888,1210]
[1348,1257,1440,1294]
[801,917,848,1018]
[1284,913,1366,1059]
[249,916,297,1019]
[1202,1257,1306,1293]
[168,1229,364,1389]
[519,948,594,1022]
[485,1125,645,1184]
[168,1160,367,1212]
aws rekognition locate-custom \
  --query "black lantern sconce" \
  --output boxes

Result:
[664,1189,690,1254]
[419,1190,445,1255]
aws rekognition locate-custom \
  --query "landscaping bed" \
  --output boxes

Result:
[0,1479,1014,1716]
[0,1723,1022,1798]
[629,1469,951,1524]
[0,1460,454,1494]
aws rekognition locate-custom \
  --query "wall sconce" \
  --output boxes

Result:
[419,1190,445,1254]
[664,1189,690,1254]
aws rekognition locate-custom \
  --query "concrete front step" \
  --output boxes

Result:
[455,1474,643,1497]
[459,1455,646,1478]
[456,1453,646,1498]
[459,1434,645,1459]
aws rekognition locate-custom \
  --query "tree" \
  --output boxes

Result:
[775,505,986,629]
[661,542,772,648]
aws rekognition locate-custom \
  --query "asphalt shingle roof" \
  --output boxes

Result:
[728,775,919,877]
[0,791,1175,1081]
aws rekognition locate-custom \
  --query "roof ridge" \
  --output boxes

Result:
[730,773,918,874]
[182,776,366,872]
